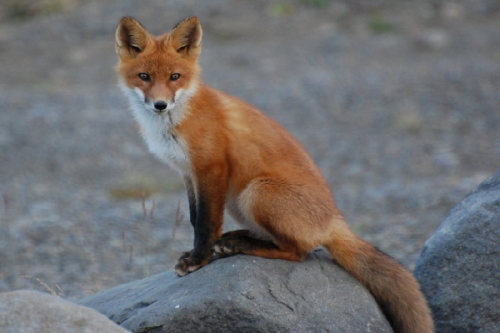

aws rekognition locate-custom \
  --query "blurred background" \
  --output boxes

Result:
[0,0,499,298]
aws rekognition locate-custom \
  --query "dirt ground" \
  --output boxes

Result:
[0,0,499,299]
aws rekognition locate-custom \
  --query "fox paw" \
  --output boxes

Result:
[174,254,209,277]
[214,239,240,257]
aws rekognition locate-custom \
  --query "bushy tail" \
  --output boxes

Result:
[325,228,434,333]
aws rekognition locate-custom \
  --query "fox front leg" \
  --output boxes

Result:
[174,171,225,276]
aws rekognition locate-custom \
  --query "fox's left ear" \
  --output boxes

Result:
[167,17,202,60]
[115,17,150,60]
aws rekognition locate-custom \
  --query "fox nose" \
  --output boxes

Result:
[154,101,168,111]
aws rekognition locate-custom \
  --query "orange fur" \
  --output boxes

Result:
[115,16,434,333]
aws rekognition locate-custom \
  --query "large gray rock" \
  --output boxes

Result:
[0,290,130,333]
[78,249,392,333]
[415,171,500,333]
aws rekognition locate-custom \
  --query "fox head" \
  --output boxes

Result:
[115,17,202,114]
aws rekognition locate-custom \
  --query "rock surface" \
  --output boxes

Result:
[78,250,393,333]
[0,290,130,333]
[415,170,500,333]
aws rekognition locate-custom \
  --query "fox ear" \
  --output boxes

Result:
[167,17,202,60]
[116,17,149,59]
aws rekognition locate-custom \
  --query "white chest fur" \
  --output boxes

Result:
[121,84,190,172]
[137,110,189,171]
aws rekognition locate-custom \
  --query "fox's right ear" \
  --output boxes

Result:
[115,17,149,59]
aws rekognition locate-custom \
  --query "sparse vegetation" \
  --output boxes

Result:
[108,176,183,200]
[368,15,396,34]
[0,0,78,22]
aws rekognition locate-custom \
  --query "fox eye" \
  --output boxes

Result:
[170,73,181,81]
[138,73,150,81]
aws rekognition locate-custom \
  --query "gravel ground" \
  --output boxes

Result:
[1,0,499,299]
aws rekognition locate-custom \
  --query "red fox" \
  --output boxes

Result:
[115,16,434,333]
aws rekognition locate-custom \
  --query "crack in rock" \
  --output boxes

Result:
[267,282,296,313]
